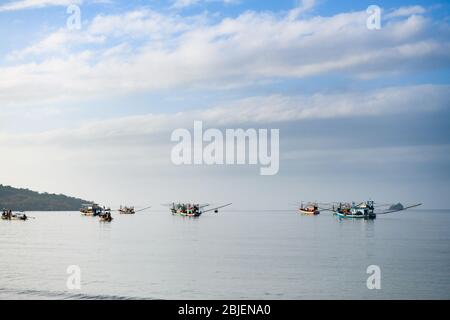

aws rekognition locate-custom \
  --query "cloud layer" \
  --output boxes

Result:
[2,5,449,107]
[1,84,448,148]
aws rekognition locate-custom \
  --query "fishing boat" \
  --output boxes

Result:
[113,205,151,215]
[99,215,113,222]
[334,201,376,219]
[80,203,103,216]
[171,203,203,217]
[1,210,28,221]
[99,208,113,222]
[331,201,422,219]
[298,202,320,215]
[167,202,232,217]
[118,206,135,214]
[1,215,28,221]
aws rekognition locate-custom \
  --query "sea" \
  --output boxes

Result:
[0,209,449,300]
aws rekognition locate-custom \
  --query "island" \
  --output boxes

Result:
[0,184,91,211]
[389,203,404,211]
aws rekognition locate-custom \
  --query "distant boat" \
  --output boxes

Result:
[169,203,206,217]
[333,201,376,219]
[113,205,151,215]
[165,202,232,217]
[119,206,135,214]
[99,215,113,222]
[99,208,113,222]
[1,210,28,221]
[80,203,103,216]
[298,202,320,215]
[331,201,422,219]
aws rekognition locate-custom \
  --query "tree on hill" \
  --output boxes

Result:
[0,185,92,211]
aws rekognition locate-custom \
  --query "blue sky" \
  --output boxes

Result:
[0,0,449,208]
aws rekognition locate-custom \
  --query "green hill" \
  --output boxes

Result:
[0,185,91,211]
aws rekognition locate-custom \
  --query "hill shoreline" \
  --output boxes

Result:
[0,185,91,211]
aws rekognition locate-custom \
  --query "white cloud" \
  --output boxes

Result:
[171,0,239,10]
[7,29,105,60]
[1,5,449,108]
[283,145,450,166]
[88,9,200,38]
[0,0,82,12]
[386,5,426,19]
[2,84,448,147]
[172,0,200,9]
[288,0,316,20]
[201,85,450,125]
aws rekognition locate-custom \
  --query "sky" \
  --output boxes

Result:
[0,0,449,209]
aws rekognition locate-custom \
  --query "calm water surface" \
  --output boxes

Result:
[0,210,449,299]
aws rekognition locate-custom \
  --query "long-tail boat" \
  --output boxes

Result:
[167,203,232,217]
[299,202,320,215]
[1,209,28,221]
[119,206,135,214]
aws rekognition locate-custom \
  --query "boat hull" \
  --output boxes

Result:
[81,212,100,217]
[299,209,320,216]
[334,211,376,220]
[171,210,202,217]
[1,215,27,221]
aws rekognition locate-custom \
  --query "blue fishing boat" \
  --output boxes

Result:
[334,201,377,219]
[332,201,422,219]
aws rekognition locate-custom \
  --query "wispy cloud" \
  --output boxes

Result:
[386,5,426,19]
[0,0,82,12]
[172,0,200,9]
[288,0,317,20]
[171,0,239,10]
[2,6,449,107]
[2,84,448,147]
